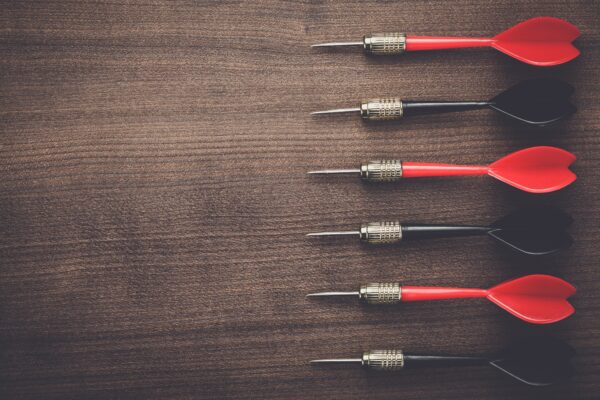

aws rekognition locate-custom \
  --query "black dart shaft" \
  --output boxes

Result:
[401,224,490,240]
[403,355,488,368]
[402,101,490,116]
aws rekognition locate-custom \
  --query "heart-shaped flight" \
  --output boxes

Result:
[312,78,576,127]
[307,274,576,324]
[312,17,580,66]
[311,337,575,386]
[308,146,576,193]
[307,206,573,256]
[488,337,575,385]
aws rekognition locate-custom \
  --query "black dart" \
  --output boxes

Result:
[312,337,575,386]
[307,206,573,256]
[312,78,575,126]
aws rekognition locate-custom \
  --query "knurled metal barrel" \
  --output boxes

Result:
[360,99,404,120]
[359,222,403,243]
[360,160,403,182]
[363,33,407,55]
[359,283,402,304]
[362,350,405,370]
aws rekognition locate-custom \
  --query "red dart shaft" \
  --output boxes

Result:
[402,286,487,301]
[402,162,488,178]
[406,36,493,51]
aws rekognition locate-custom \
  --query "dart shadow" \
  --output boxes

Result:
[356,102,576,141]
[361,47,501,67]
[487,114,575,139]
[487,245,573,272]
[490,182,576,214]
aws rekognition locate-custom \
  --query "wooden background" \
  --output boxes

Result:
[1,1,599,399]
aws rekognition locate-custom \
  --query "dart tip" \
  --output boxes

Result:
[307,169,361,175]
[306,291,360,298]
[310,358,362,364]
[306,231,360,238]
[310,107,361,116]
[311,42,363,48]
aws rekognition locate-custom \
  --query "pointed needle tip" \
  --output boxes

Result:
[310,358,363,364]
[310,107,360,116]
[307,169,361,175]
[306,231,360,238]
[306,291,360,298]
[311,42,363,48]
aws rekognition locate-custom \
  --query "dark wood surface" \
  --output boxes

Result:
[1,1,599,399]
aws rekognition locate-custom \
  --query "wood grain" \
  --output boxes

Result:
[1,1,599,399]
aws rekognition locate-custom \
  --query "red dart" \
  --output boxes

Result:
[308,146,576,194]
[308,275,576,324]
[313,17,580,66]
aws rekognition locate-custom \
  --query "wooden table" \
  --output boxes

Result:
[1,1,598,399]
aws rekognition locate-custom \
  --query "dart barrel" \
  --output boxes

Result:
[360,99,404,120]
[363,33,407,55]
[359,221,403,243]
[362,350,405,370]
[359,283,402,304]
[360,160,403,181]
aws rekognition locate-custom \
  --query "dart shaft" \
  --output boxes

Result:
[403,355,488,367]
[402,101,490,117]
[402,286,487,301]
[402,224,490,240]
[406,36,493,51]
[402,162,488,177]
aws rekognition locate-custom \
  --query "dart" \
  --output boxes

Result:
[311,337,575,386]
[307,207,572,256]
[307,275,575,324]
[308,146,576,194]
[312,78,576,126]
[312,17,580,66]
